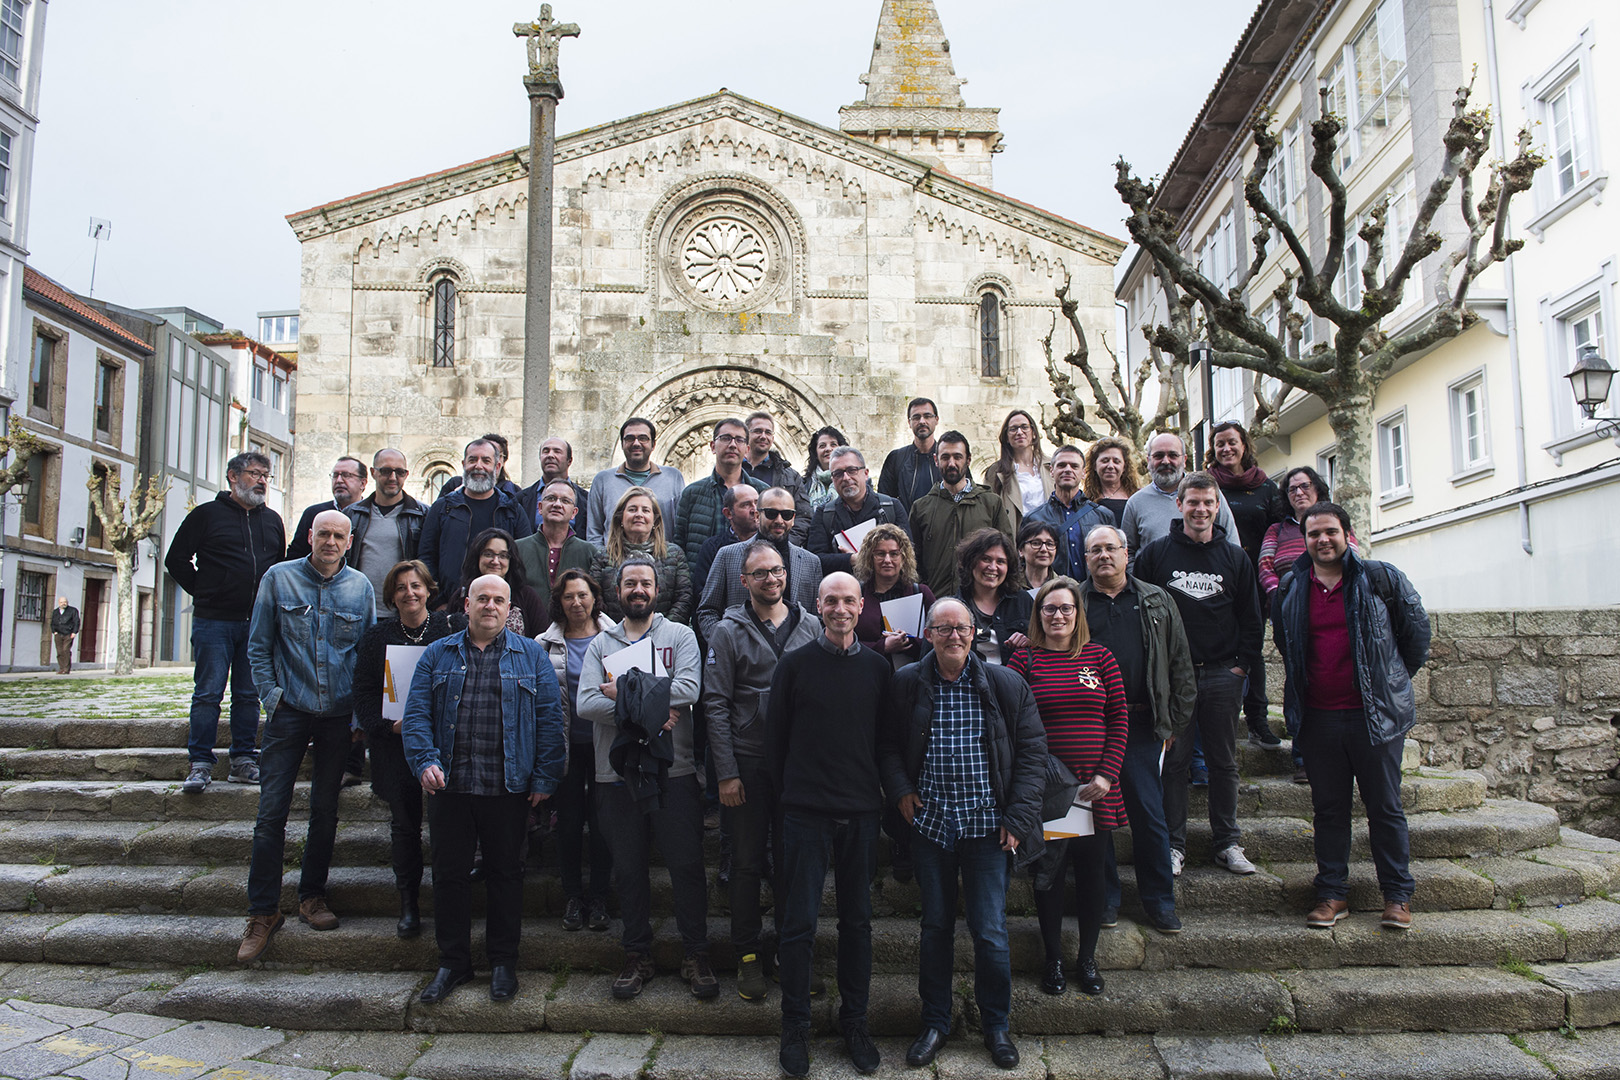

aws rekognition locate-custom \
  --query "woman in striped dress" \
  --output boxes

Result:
[1008,576,1128,998]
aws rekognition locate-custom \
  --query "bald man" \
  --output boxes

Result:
[240,508,376,964]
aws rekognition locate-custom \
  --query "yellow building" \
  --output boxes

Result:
[1117,0,1617,609]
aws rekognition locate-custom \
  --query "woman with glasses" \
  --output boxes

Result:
[803,425,848,510]
[589,486,693,623]
[1009,576,1128,998]
[1018,521,1061,593]
[852,523,935,670]
[1083,437,1144,524]
[985,409,1053,527]
[953,528,1034,665]
[438,528,546,634]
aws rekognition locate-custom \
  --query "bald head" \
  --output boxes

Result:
[307,510,354,574]
[465,573,512,644]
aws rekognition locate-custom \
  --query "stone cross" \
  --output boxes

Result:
[513,4,579,82]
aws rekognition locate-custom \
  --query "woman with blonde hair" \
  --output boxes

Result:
[1083,437,1143,523]
[587,486,692,623]
[852,522,935,668]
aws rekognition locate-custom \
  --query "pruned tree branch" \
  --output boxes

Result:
[0,418,46,499]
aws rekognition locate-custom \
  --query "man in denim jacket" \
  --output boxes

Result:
[402,573,568,1004]
[239,510,375,963]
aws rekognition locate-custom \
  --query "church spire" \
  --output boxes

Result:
[838,0,1003,186]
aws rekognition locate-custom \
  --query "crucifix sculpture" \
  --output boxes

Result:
[513,4,580,83]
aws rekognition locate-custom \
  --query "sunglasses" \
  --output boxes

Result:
[761,508,796,521]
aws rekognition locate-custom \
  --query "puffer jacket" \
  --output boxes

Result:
[588,543,693,625]
[1076,576,1197,740]
[674,471,767,564]
[881,650,1050,861]
[1273,548,1431,746]
[909,481,1015,599]
[702,602,822,781]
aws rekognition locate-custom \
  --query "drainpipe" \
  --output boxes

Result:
[1482,0,1533,555]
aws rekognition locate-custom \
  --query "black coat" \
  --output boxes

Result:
[342,493,426,573]
[164,492,286,621]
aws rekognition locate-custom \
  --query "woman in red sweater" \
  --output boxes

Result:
[1008,576,1128,998]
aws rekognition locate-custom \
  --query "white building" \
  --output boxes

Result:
[0,0,45,417]
[199,331,297,518]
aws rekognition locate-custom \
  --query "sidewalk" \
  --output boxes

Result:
[0,665,194,683]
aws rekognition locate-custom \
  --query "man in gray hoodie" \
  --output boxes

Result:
[703,539,822,1002]
[576,557,710,1001]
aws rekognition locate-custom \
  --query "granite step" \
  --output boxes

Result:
[0,715,214,750]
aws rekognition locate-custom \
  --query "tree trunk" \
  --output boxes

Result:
[113,548,136,677]
[1324,392,1376,557]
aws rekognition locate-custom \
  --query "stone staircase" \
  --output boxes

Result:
[0,703,1617,1059]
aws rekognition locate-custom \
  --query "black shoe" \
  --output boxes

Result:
[891,854,914,884]
[1074,956,1104,996]
[1146,909,1183,935]
[1100,906,1118,928]
[779,1023,810,1078]
[1248,721,1283,748]
[984,1030,1019,1070]
[717,852,732,887]
[906,1028,947,1067]
[843,1019,880,1075]
[586,896,610,932]
[561,896,584,932]
[419,967,473,1004]
[489,964,518,1001]
[1039,959,1066,995]
[396,889,421,940]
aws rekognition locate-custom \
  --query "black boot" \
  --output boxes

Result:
[397,887,421,939]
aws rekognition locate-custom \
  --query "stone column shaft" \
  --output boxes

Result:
[521,75,561,488]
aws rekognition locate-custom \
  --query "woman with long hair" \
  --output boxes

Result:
[803,425,848,510]
[851,522,935,669]
[588,486,693,622]
[1018,520,1061,593]
[953,528,1033,665]
[441,528,546,634]
[1084,437,1143,523]
[1009,576,1128,998]
[985,409,1053,526]
[351,560,463,939]
[537,568,617,932]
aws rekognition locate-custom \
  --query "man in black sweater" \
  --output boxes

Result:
[1133,473,1263,880]
[766,571,891,1078]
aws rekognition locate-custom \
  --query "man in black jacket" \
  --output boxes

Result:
[516,437,588,536]
[418,439,535,600]
[1274,502,1430,932]
[742,411,810,543]
[1133,473,1263,880]
[286,456,368,561]
[882,596,1046,1071]
[165,452,286,792]
[343,449,425,617]
[805,447,910,575]
[877,397,942,511]
[50,598,80,674]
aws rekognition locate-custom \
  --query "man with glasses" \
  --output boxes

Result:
[1026,445,1115,580]
[1121,433,1240,563]
[1079,525,1196,934]
[286,456,369,561]
[697,488,822,643]
[676,418,767,564]
[514,480,598,630]
[518,437,588,536]
[879,397,943,512]
[742,412,810,544]
[586,417,686,544]
[166,452,287,793]
[343,449,426,618]
[805,447,911,575]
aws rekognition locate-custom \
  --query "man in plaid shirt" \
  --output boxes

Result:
[882,597,1047,1071]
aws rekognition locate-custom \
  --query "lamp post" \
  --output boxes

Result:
[1564,343,1619,439]
[1189,340,1213,467]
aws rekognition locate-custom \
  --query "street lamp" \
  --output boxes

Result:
[1565,343,1619,438]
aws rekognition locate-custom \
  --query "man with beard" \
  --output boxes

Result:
[697,488,823,643]
[343,449,425,618]
[586,418,686,544]
[691,484,760,597]
[518,437,589,535]
[286,456,369,561]
[166,452,286,793]
[1026,445,1116,580]
[742,412,810,543]
[805,448,910,576]
[419,438,534,600]
[576,558,711,999]
[908,432,1014,599]
[1120,434,1240,564]
[675,418,767,564]
[878,397,943,512]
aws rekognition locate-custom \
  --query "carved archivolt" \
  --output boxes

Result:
[583,132,867,206]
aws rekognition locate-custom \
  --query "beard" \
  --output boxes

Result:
[233,483,267,508]
[1153,464,1184,490]
[463,470,495,495]
[622,596,655,619]
[941,464,964,486]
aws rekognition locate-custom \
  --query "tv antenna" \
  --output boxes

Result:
[88,218,111,297]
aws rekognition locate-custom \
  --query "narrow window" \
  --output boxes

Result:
[0,0,23,85]
[433,277,456,367]
[29,331,50,412]
[95,363,115,435]
[1377,411,1410,497]
[979,292,1000,377]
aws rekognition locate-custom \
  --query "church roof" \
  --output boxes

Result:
[287,89,1121,261]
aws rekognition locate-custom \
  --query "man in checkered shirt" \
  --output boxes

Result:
[881,597,1047,1071]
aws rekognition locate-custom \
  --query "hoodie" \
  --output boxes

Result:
[575,613,701,784]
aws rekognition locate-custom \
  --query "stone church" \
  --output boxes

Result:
[287,0,1124,499]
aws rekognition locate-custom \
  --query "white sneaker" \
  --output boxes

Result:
[1214,845,1257,875]
[1170,849,1184,877]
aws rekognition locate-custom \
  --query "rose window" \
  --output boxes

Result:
[681,219,768,302]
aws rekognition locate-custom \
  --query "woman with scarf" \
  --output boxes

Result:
[802,425,848,511]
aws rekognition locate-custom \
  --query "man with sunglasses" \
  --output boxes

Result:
[675,418,767,564]
[697,488,823,644]
[343,449,426,617]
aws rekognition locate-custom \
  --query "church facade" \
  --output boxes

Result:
[287,0,1124,499]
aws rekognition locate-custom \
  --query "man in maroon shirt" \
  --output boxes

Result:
[1272,502,1430,933]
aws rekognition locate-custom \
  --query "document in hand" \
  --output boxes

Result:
[381,645,429,722]
[602,636,663,680]
[835,518,878,554]
[879,592,925,637]
[1042,800,1095,840]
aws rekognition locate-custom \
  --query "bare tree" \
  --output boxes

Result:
[0,418,46,499]
[1114,78,1543,542]
[87,465,168,676]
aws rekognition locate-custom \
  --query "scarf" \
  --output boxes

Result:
[1209,463,1269,491]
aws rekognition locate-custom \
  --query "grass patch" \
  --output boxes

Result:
[560,1034,588,1076]
[1508,891,1528,912]
[1560,1021,1582,1041]
[546,960,570,1001]
[1264,1014,1300,1036]
[644,1028,665,1071]
[177,963,214,980]
[1497,952,1546,982]
[141,980,175,993]
[1509,1032,1559,1070]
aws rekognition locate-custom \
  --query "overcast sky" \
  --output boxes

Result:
[28,0,1250,332]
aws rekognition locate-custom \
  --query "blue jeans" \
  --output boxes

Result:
[1103,736,1177,920]
[779,809,876,1027]
[1299,708,1414,903]
[187,617,260,765]
[247,707,350,914]
[914,831,1011,1035]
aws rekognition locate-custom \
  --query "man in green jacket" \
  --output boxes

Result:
[675,418,766,565]
[514,480,598,626]
[909,432,1014,599]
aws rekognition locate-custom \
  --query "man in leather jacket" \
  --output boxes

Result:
[344,448,425,617]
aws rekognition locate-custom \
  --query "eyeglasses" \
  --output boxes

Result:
[830,466,865,479]
[1287,483,1317,494]
[1086,544,1124,556]
[745,566,788,581]
[714,434,747,446]
[481,551,511,563]
[760,507,796,521]
[1023,539,1057,550]
[928,625,974,639]
[1007,423,1033,434]
[540,495,575,505]
[373,467,408,477]
[331,471,362,481]
[237,469,271,481]
[1040,603,1077,617]
[910,412,937,422]
[622,433,653,444]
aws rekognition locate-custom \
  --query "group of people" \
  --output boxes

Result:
[161,399,1430,1077]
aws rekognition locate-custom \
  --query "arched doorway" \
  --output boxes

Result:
[631,364,834,481]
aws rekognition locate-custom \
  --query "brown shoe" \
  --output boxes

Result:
[612,952,655,999]
[298,896,339,931]
[238,912,284,963]
[1306,898,1349,928]
[1292,767,1310,785]
[1381,900,1412,930]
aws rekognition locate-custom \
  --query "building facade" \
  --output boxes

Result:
[198,332,297,518]
[286,0,1124,502]
[0,0,45,419]
[1117,0,1618,610]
